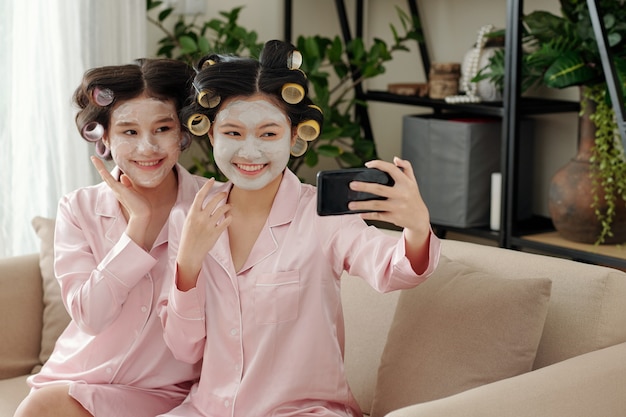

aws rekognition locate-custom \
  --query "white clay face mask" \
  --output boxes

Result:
[108,95,181,189]
[212,98,292,190]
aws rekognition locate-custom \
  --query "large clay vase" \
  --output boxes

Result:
[548,91,626,244]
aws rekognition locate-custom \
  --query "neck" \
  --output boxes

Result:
[133,167,179,208]
[228,171,283,214]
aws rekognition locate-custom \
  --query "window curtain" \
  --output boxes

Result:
[0,0,146,258]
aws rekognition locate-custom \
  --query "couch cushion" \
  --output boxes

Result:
[440,239,626,369]
[0,253,43,379]
[369,256,552,417]
[341,273,402,415]
[385,342,626,417]
[31,216,71,371]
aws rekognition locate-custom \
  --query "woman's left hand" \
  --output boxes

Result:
[348,157,431,273]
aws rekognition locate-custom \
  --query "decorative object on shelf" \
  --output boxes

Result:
[445,24,501,104]
[428,62,461,99]
[490,172,502,231]
[401,114,534,228]
[548,87,626,244]
[387,82,429,97]
[475,0,626,244]
[147,2,423,181]
[549,87,626,244]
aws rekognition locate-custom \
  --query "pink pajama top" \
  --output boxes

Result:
[160,169,441,417]
[28,164,205,417]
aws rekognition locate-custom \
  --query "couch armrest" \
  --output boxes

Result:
[0,253,43,379]
[386,342,626,417]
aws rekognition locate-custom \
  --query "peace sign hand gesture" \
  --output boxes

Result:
[176,178,232,291]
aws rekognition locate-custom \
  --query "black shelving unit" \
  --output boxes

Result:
[284,0,626,269]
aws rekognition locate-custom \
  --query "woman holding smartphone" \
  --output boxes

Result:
[159,40,440,417]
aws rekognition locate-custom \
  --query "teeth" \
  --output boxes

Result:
[136,160,160,167]
[237,164,264,172]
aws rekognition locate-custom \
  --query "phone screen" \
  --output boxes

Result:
[316,168,394,216]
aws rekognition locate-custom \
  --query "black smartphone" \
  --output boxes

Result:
[316,167,395,216]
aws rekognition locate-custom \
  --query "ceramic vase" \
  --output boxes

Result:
[548,90,626,244]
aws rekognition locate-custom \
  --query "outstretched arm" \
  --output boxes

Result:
[347,157,432,274]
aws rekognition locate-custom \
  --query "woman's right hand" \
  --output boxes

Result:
[176,178,232,291]
[91,156,151,248]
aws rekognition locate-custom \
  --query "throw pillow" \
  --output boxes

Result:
[369,256,552,417]
[31,216,71,371]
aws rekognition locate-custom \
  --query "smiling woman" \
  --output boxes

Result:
[0,0,146,258]
[105,94,183,190]
[211,97,294,191]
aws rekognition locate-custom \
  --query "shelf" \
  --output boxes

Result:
[512,232,626,269]
[285,0,624,269]
[364,90,580,117]
[501,215,626,268]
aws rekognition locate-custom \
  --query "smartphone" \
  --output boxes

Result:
[316,167,394,216]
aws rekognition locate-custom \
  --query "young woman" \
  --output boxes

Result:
[159,40,441,417]
[14,59,205,417]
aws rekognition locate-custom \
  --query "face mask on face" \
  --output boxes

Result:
[107,96,182,189]
[212,98,292,190]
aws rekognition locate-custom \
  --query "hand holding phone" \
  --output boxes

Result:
[316,167,395,216]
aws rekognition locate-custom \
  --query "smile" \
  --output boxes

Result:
[135,160,162,167]
[236,163,266,173]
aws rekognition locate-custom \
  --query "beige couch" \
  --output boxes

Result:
[2,218,626,416]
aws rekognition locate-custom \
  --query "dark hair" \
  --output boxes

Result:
[73,58,196,160]
[181,40,324,158]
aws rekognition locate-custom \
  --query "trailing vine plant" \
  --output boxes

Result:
[588,85,626,244]
[146,1,422,181]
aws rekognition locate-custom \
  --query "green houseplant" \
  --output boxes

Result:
[476,0,626,244]
[147,1,422,181]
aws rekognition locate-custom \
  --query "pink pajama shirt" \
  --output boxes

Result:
[28,164,206,417]
[159,169,440,417]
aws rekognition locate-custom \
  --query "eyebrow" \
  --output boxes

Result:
[259,121,282,129]
[114,116,176,127]
[219,121,283,129]
[153,116,177,124]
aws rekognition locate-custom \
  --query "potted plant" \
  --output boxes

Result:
[146,1,422,181]
[476,0,626,244]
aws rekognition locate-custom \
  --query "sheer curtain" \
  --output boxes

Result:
[0,0,146,258]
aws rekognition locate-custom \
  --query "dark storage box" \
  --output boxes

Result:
[402,114,534,228]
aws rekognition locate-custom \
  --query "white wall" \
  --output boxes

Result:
[147,0,580,217]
